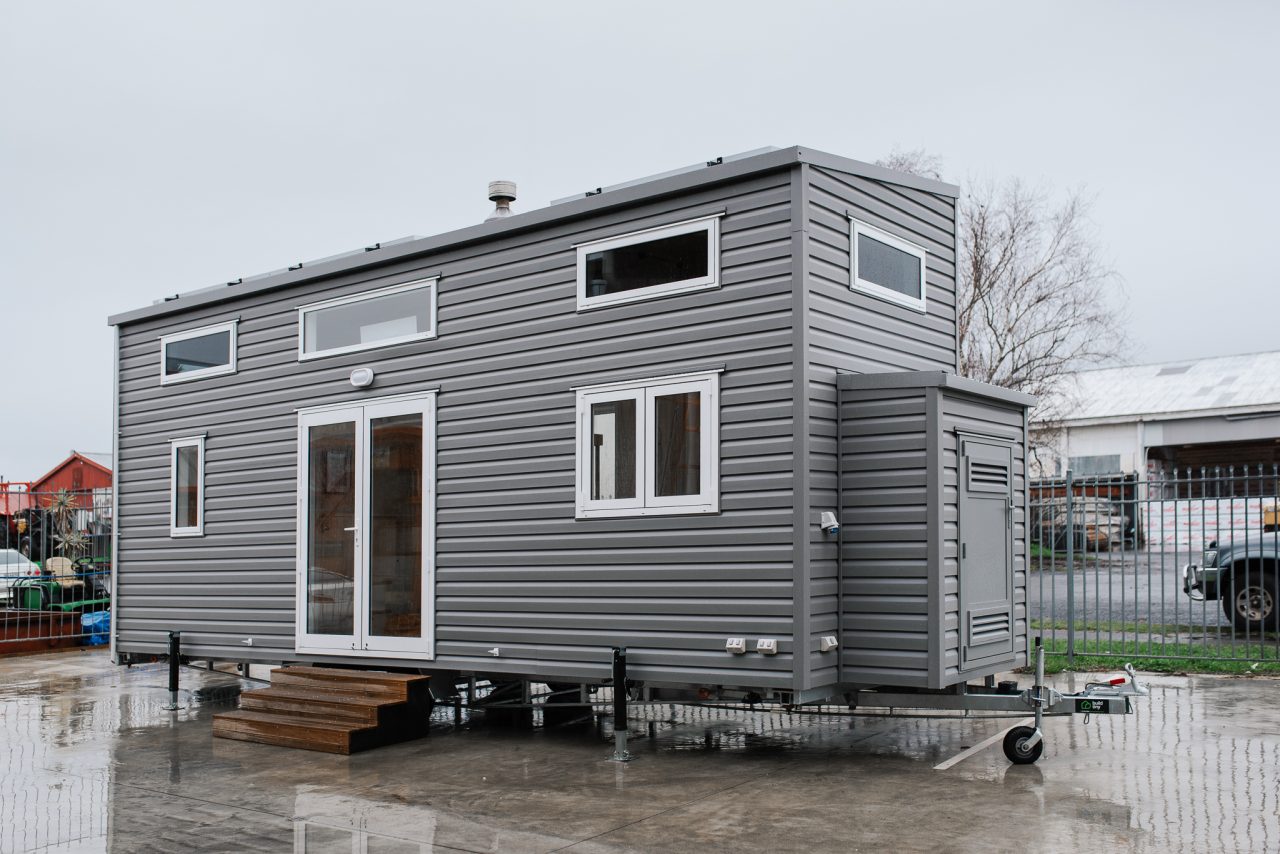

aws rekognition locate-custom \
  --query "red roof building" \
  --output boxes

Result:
[30,452,113,507]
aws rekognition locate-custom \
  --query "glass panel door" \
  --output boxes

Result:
[363,396,433,655]
[298,411,363,652]
[297,394,434,659]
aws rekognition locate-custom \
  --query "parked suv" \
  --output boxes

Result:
[1183,537,1279,633]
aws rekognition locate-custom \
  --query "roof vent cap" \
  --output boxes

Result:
[486,180,517,222]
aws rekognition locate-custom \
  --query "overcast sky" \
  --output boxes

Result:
[1,0,1276,480]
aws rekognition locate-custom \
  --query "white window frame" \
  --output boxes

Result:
[169,435,206,538]
[575,214,721,311]
[574,369,721,519]
[297,277,438,361]
[849,217,928,313]
[159,320,237,385]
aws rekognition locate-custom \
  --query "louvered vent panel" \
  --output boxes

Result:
[970,611,1011,643]
[968,459,1009,493]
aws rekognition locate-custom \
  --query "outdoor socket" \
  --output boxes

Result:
[819,512,840,535]
[819,635,839,652]
[725,637,747,654]
[755,638,778,655]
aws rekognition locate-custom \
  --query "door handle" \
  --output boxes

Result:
[343,526,358,532]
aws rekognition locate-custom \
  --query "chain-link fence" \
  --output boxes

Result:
[1030,465,1280,664]
[1,489,112,654]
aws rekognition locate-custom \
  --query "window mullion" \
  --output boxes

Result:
[640,390,655,508]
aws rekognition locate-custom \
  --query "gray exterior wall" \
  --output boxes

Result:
[837,373,1032,689]
[111,147,972,696]
[115,167,801,689]
[835,384,933,687]
[799,163,959,691]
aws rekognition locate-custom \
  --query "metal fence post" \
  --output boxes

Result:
[1065,469,1076,664]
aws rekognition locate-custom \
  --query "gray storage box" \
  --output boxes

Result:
[838,371,1036,689]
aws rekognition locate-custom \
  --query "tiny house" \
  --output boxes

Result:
[108,146,1033,702]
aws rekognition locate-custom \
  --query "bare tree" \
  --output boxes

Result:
[878,149,1127,464]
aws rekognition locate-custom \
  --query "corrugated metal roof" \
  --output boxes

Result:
[1051,350,1280,423]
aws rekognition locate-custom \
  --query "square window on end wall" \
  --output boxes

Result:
[574,370,721,518]
[575,215,721,311]
[848,218,927,312]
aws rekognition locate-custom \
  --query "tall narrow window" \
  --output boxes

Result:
[170,436,205,537]
[160,321,237,384]
[298,278,438,360]
[575,370,720,518]
[576,215,720,311]
[849,218,927,312]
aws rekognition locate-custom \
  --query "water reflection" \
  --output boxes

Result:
[2,656,1279,853]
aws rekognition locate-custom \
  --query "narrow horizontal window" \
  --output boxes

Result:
[170,436,205,537]
[849,218,927,312]
[576,216,720,311]
[298,278,438,360]
[160,321,237,384]
[575,370,720,518]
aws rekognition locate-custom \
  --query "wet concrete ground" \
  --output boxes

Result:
[2,650,1278,853]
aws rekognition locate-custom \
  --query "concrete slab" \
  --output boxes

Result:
[1,649,1278,853]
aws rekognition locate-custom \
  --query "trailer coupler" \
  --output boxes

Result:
[1005,638,1147,764]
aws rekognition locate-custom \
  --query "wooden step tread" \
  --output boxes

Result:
[214,708,372,733]
[272,665,429,684]
[247,685,396,707]
[213,709,372,755]
[238,690,382,724]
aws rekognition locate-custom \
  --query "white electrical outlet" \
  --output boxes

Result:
[725,638,747,654]
[755,638,778,655]
[820,635,839,652]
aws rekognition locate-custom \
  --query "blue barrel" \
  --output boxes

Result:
[81,610,110,646]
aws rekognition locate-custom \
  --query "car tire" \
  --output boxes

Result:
[1222,566,1278,634]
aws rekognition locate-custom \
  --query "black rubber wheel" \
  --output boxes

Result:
[1222,568,1278,634]
[1002,725,1044,765]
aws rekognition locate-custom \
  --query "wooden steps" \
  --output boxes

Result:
[212,666,433,754]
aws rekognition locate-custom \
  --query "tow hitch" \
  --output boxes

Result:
[1005,637,1148,763]
[850,636,1147,765]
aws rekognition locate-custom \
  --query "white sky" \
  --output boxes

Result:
[1,0,1277,480]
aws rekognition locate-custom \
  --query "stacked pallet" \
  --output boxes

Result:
[212,666,433,754]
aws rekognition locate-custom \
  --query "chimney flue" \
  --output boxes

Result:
[486,180,517,222]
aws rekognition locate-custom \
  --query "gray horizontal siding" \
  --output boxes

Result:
[114,168,800,688]
[804,165,957,690]
[941,393,1029,679]
[837,388,933,688]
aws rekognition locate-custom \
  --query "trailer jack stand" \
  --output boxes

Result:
[1000,637,1147,764]
[608,646,633,762]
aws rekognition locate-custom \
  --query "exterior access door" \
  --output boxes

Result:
[958,435,1015,667]
[295,392,436,659]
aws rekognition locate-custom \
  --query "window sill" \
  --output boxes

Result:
[298,331,438,362]
[169,529,205,538]
[576,279,720,313]
[161,366,237,385]
[576,504,719,520]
